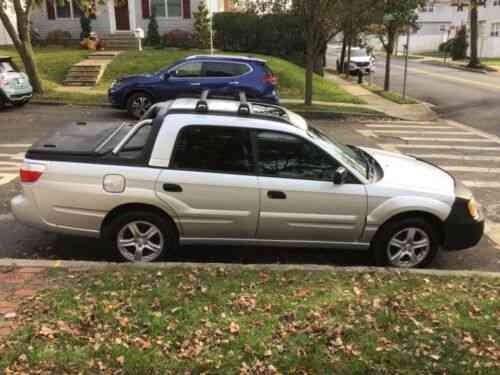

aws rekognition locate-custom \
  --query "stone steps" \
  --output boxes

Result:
[63,51,122,87]
[102,32,139,50]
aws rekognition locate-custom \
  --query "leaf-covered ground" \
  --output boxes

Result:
[1,267,499,374]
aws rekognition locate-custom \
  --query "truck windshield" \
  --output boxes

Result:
[307,126,369,179]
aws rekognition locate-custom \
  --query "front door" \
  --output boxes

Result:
[115,0,130,31]
[162,61,204,100]
[255,130,367,243]
[155,125,259,239]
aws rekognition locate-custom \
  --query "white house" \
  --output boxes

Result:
[408,0,500,57]
[0,1,16,46]
[30,0,226,41]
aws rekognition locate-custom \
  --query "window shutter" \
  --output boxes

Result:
[183,0,191,19]
[142,0,150,18]
[46,0,55,20]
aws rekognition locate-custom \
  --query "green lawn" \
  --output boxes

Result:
[0,47,362,106]
[1,267,499,373]
[481,58,500,67]
[363,84,419,105]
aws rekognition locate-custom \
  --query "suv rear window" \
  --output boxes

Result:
[203,62,251,77]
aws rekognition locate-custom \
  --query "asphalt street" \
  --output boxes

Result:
[1,104,499,271]
[373,57,500,137]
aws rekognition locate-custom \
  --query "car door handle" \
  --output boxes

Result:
[267,191,286,199]
[163,183,182,192]
[190,82,201,86]
[229,81,240,85]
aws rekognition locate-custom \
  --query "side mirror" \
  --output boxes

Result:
[333,167,348,185]
[162,72,170,80]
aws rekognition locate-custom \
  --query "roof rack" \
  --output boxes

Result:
[185,55,266,63]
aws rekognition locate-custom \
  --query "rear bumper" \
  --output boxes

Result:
[442,197,484,251]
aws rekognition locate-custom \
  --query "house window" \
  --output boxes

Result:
[491,23,500,37]
[151,0,182,17]
[440,24,447,32]
[421,2,434,12]
[50,0,85,19]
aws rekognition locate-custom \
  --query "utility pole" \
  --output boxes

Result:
[208,0,214,55]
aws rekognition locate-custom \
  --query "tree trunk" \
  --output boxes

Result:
[339,37,347,73]
[384,49,392,91]
[18,42,44,93]
[305,47,314,106]
[468,4,480,68]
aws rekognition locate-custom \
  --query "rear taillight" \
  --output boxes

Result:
[20,163,45,183]
[263,73,278,86]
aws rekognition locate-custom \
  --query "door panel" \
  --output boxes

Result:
[165,62,204,99]
[114,0,130,31]
[257,177,367,242]
[156,170,259,238]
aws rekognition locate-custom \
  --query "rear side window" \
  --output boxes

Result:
[171,126,254,174]
[0,62,16,73]
[203,62,251,77]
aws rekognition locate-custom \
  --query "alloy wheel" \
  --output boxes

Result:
[130,95,152,118]
[117,221,165,262]
[386,227,430,268]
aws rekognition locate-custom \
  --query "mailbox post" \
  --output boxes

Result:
[134,28,145,51]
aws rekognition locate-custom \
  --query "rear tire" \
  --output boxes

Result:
[106,211,178,262]
[372,217,439,268]
[126,92,153,119]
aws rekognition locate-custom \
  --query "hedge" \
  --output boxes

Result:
[213,12,306,64]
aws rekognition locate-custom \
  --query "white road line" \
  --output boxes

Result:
[0,144,31,148]
[0,153,25,159]
[380,144,500,151]
[463,181,500,188]
[366,125,453,130]
[0,173,18,186]
[485,222,500,250]
[442,166,500,173]
[400,137,493,143]
[0,213,14,222]
[409,154,500,162]
[446,119,500,144]
[374,130,473,135]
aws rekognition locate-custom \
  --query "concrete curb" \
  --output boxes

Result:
[1,258,499,278]
[31,100,112,108]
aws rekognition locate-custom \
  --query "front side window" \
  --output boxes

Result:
[171,126,254,174]
[256,131,340,181]
[203,62,251,77]
[172,62,203,78]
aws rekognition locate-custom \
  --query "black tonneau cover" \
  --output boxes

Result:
[27,121,126,157]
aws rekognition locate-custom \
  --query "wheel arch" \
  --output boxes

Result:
[100,203,180,239]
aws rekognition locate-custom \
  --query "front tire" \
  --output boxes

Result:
[13,99,29,107]
[373,217,439,268]
[127,92,153,119]
[106,211,178,262]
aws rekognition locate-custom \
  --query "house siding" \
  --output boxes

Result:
[0,1,16,46]
[31,0,224,41]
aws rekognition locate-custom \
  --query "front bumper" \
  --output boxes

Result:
[443,197,485,251]
[108,89,125,109]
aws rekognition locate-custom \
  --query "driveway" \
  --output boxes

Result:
[374,57,500,137]
[0,104,499,271]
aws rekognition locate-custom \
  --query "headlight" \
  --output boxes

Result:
[467,199,480,220]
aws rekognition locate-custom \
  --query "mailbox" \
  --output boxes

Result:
[134,28,144,39]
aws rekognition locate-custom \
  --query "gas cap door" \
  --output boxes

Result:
[103,174,126,193]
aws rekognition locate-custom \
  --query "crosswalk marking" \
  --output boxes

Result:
[443,166,500,174]
[374,130,471,135]
[409,154,500,162]
[380,144,500,151]
[463,181,500,188]
[366,124,453,130]
[400,137,493,143]
[0,173,18,186]
[0,144,31,148]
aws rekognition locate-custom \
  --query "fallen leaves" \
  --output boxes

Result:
[229,321,240,334]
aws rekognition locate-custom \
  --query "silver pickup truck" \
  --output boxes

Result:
[11,96,484,267]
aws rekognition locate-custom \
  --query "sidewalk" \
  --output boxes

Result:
[325,73,438,122]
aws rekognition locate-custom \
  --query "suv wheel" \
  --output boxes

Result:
[373,217,439,268]
[107,211,178,262]
[127,92,153,119]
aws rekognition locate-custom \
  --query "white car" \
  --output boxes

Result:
[332,47,375,75]
[12,93,484,267]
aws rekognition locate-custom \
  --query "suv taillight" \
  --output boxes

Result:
[263,73,278,86]
[20,164,45,183]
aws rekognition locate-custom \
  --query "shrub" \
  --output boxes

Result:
[80,14,92,40]
[193,1,211,49]
[439,26,468,60]
[163,30,196,48]
[145,11,161,47]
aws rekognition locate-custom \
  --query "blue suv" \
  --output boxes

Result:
[108,55,279,118]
